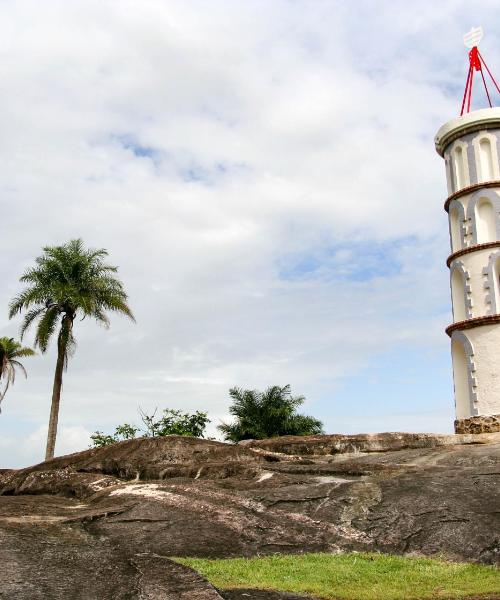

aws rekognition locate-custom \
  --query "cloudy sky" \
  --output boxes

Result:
[1,1,499,468]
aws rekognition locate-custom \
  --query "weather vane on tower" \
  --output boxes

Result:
[461,26,500,116]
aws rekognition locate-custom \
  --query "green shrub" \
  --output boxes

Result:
[90,409,210,447]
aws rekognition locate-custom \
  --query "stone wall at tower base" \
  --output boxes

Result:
[455,413,500,434]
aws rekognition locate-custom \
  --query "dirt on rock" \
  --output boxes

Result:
[1,433,499,599]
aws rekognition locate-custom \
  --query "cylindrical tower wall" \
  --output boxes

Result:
[435,107,500,433]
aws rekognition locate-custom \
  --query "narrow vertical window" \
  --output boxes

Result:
[475,198,496,243]
[453,146,466,190]
[445,156,454,196]
[479,138,494,182]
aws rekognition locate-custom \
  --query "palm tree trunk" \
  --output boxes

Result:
[45,321,69,461]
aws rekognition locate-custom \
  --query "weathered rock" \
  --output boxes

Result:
[239,431,500,455]
[0,467,121,498]
[0,503,225,600]
[131,556,224,599]
[0,436,268,497]
[29,435,262,478]
[1,433,499,599]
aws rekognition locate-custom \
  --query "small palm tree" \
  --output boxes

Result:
[218,384,324,442]
[0,337,35,411]
[9,239,134,460]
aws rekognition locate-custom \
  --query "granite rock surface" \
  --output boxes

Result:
[1,433,499,599]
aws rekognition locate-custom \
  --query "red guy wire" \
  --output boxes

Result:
[467,62,474,113]
[479,63,493,108]
[460,64,473,116]
[461,48,500,114]
[478,50,500,95]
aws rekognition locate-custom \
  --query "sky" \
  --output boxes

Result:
[1,0,499,468]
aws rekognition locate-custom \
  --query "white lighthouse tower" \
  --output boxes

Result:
[435,28,500,433]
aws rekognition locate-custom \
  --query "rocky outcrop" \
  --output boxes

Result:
[0,436,270,498]
[1,433,499,599]
[455,414,500,434]
[239,431,499,455]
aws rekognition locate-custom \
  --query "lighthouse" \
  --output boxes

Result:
[434,28,500,434]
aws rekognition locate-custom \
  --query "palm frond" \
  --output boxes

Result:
[90,307,110,328]
[0,337,35,359]
[19,306,47,339]
[8,287,50,318]
[13,347,36,358]
[10,360,27,379]
[34,306,60,353]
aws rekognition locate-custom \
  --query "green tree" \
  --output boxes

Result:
[90,409,210,447]
[218,384,324,442]
[0,337,35,411]
[9,239,134,460]
[90,423,140,448]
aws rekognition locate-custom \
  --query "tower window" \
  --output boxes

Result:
[475,198,496,243]
[478,138,495,182]
[453,146,467,190]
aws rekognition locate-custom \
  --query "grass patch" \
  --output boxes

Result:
[176,552,499,600]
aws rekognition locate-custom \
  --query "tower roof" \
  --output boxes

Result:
[434,107,500,156]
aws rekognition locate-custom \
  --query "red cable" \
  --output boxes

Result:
[479,63,493,108]
[461,64,473,116]
[467,65,474,113]
[478,50,500,95]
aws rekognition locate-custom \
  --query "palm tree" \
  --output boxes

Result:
[9,239,135,460]
[0,337,35,411]
[218,384,324,442]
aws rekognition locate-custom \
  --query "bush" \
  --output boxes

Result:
[140,408,210,438]
[90,423,140,447]
[90,409,210,447]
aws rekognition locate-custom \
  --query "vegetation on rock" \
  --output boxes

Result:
[9,239,134,460]
[0,337,35,410]
[90,423,141,447]
[90,408,210,447]
[218,384,323,442]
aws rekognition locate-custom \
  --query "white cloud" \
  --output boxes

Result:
[1,0,493,467]
[1,424,92,468]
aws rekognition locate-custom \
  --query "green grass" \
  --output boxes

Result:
[176,552,500,600]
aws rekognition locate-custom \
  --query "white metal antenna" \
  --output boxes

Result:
[463,26,483,49]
